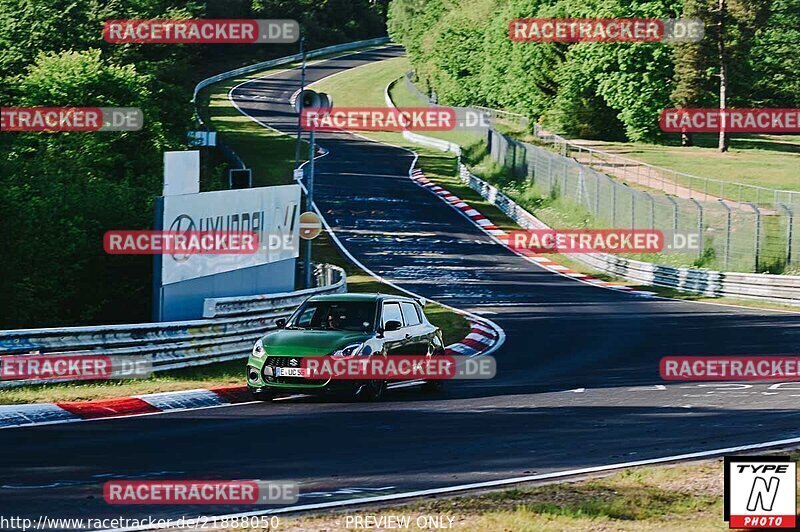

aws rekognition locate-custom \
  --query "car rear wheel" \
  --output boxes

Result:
[421,379,444,393]
[422,347,446,393]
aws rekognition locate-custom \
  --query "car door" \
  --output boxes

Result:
[400,301,427,357]
[380,301,407,356]
[416,302,442,352]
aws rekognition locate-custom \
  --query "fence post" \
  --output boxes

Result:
[689,198,704,259]
[747,202,761,272]
[612,185,618,225]
[594,173,601,215]
[666,195,679,235]
[779,203,794,265]
[631,191,636,229]
[719,200,732,271]
[510,141,517,175]
[643,191,655,229]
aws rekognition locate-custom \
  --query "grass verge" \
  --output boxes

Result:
[260,458,739,531]
[581,135,800,193]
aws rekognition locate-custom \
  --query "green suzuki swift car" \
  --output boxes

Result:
[246,293,445,401]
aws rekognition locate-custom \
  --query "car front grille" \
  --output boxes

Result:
[263,356,327,385]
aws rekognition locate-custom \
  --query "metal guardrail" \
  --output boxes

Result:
[193,37,390,126]
[0,264,346,387]
[386,78,800,306]
[204,264,346,318]
[577,254,800,302]
[383,82,461,155]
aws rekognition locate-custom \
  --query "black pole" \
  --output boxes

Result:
[294,36,306,168]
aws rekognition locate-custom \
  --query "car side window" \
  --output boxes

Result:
[414,303,426,323]
[296,307,317,326]
[400,302,421,326]
[382,302,404,328]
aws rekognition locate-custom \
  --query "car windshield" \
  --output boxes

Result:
[287,300,377,331]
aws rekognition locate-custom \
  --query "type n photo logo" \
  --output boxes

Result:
[724,456,797,529]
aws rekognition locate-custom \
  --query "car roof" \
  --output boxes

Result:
[307,293,419,304]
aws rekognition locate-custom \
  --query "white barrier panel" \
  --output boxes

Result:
[161,184,301,284]
[163,151,200,196]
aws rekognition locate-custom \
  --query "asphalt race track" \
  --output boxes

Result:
[4,45,800,528]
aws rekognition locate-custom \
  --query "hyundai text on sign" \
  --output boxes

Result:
[103,20,299,44]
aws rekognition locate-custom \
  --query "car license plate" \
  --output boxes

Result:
[276,367,305,377]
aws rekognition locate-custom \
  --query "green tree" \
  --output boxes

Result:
[0,50,167,327]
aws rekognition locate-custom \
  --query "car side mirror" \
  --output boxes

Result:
[275,318,286,329]
[384,320,402,332]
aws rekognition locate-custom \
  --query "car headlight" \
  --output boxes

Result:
[252,338,266,359]
[331,343,364,359]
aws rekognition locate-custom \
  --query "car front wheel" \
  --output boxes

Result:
[250,390,276,402]
[354,379,387,401]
